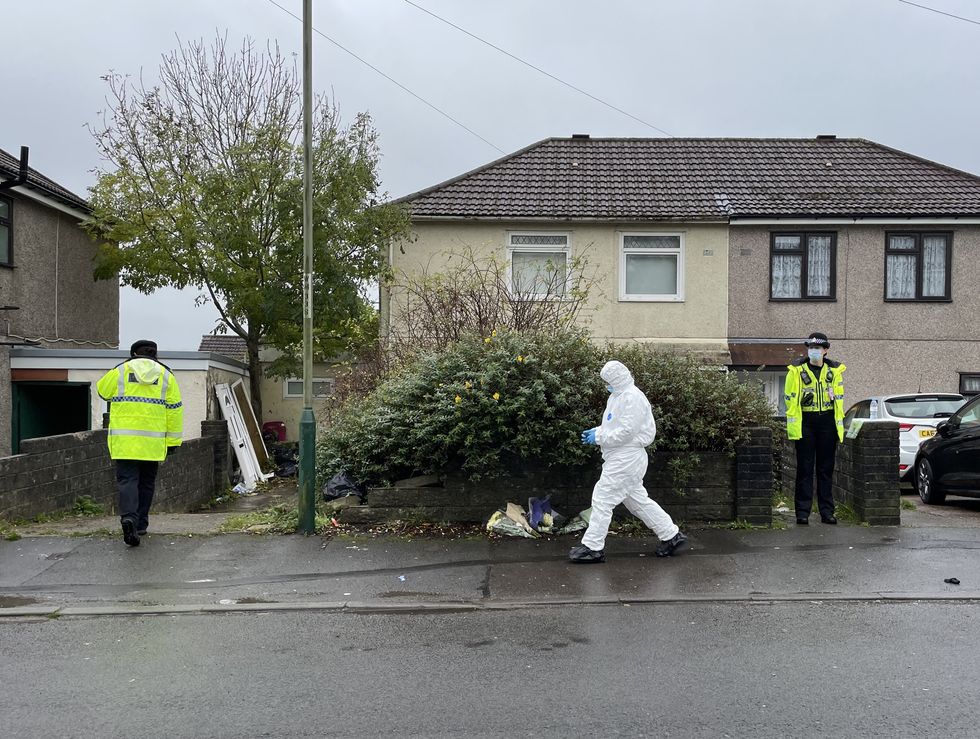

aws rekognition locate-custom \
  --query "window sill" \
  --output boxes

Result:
[509,294,573,303]
[883,298,952,303]
[768,297,837,303]
[618,296,684,303]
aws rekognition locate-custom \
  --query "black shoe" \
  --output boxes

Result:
[655,532,688,557]
[821,515,838,525]
[796,517,809,525]
[568,545,605,563]
[137,529,148,537]
[122,518,140,547]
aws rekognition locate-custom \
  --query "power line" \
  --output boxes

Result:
[265,0,505,153]
[897,0,980,26]
[403,0,673,137]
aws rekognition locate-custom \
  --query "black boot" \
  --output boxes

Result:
[121,518,140,547]
[568,544,605,563]
[655,532,688,557]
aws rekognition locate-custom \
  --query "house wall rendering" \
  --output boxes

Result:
[729,224,980,403]
[0,193,117,347]
[259,360,343,440]
[390,221,729,356]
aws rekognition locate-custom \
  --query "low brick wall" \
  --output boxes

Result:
[339,426,774,527]
[0,421,231,521]
[779,421,900,525]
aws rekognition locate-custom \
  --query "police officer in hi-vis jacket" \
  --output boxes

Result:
[784,332,846,525]
[97,340,183,547]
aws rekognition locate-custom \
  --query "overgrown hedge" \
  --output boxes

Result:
[316,330,778,486]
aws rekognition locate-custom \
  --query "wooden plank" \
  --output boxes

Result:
[232,380,271,469]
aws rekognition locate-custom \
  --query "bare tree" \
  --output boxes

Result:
[385,245,600,361]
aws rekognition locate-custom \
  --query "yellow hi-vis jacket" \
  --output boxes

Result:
[97,358,183,461]
[784,357,846,443]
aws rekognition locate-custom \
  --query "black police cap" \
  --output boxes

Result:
[129,339,158,357]
[803,332,830,348]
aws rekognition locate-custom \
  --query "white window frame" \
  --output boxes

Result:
[618,232,685,302]
[283,378,335,399]
[506,231,571,300]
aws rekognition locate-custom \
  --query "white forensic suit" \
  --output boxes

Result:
[580,360,680,551]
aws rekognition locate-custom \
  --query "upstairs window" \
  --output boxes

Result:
[885,232,951,301]
[619,233,684,301]
[770,232,836,300]
[0,196,11,266]
[508,233,569,298]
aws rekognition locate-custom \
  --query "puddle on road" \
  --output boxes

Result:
[0,595,39,608]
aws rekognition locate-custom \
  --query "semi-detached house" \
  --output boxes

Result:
[387,135,980,410]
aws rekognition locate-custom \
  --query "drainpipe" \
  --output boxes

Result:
[0,146,29,190]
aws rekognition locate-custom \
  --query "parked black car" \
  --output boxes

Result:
[915,393,980,504]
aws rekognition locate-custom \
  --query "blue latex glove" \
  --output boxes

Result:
[581,428,597,445]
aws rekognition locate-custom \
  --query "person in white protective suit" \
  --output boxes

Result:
[568,360,688,563]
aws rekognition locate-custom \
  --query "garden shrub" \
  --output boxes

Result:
[317,330,779,486]
[607,346,780,454]
[318,330,604,484]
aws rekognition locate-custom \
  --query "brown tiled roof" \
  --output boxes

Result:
[0,147,90,213]
[198,334,248,361]
[397,137,980,221]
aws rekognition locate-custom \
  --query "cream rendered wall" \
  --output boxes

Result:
[258,361,343,440]
[390,221,729,353]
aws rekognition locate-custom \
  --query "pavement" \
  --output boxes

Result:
[2,489,979,619]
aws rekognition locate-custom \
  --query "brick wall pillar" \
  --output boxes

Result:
[735,426,774,526]
[837,421,901,525]
[201,419,231,495]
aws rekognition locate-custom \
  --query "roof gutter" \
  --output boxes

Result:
[731,216,980,226]
[408,215,730,224]
[0,146,29,191]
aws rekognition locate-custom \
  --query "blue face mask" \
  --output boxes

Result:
[807,348,824,363]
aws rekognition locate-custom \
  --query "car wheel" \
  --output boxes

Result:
[916,457,945,505]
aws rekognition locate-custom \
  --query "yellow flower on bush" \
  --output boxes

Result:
[464,381,472,389]
[454,395,462,404]
[492,392,500,401]
[484,336,492,344]
[491,329,498,337]
[516,355,524,363]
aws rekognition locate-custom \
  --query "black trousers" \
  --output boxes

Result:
[116,460,159,531]
[794,412,838,519]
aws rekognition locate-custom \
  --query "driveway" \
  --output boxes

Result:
[901,492,980,527]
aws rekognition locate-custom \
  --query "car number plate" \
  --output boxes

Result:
[920,429,936,438]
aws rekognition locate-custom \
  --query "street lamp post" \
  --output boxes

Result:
[298,0,316,533]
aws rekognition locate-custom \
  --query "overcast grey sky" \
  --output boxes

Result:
[2,0,979,350]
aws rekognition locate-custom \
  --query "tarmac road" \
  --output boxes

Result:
[2,601,978,738]
[3,508,979,737]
